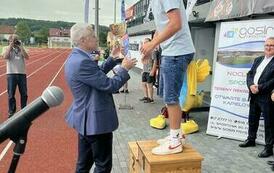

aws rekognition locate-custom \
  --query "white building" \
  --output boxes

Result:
[0,25,15,43]
[48,28,71,48]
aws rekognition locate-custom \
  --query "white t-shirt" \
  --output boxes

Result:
[254,56,273,85]
[2,46,26,74]
[151,0,195,56]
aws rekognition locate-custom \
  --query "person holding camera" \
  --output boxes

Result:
[139,38,157,103]
[1,34,29,118]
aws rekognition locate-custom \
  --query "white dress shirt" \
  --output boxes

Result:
[254,56,273,85]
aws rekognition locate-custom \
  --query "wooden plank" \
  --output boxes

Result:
[128,142,140,173]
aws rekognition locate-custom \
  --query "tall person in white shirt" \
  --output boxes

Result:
[141,0,195,155]
[239,37,274,159]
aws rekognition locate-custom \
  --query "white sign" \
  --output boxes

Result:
[207,19,274,143]
[128,34,151,69]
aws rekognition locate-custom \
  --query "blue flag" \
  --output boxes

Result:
[121,0,130,57]
[84,0,89,23]
[121,0,126,22]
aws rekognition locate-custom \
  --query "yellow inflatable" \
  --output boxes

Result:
[150,59,211,133]
[182,59,211,112]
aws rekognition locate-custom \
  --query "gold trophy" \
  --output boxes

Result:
[107,23,127,48]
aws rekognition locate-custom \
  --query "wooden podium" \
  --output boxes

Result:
[128,140,203,173]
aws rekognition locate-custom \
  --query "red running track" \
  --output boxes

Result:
[0,48,78,173]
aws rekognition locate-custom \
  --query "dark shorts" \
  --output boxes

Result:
[159,53,194,105]
[142,72,155,84]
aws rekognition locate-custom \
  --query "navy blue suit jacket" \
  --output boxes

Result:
[247,56,274,102]
[65,48,130,135]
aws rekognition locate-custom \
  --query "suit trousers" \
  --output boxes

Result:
[76,133,113,173]
[248,97,274,149]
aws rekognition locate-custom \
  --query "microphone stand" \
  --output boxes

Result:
[8,125,30,173]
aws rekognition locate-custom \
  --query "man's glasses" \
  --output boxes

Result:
[264,44,274,48]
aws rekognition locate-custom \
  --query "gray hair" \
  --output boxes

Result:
[267,37,274,41]
[70,23,94,47]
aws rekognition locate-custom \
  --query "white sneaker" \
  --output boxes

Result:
[157,134,187,145]
[152,141,183,155]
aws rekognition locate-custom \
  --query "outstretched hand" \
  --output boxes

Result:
[140,41,155,59]
[110,45,121,59]
[121,58,137,71]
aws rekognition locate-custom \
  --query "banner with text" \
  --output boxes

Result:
[207,19,274,143]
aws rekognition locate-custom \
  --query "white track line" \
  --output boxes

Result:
[48,59,67,87]
[0,50,69,162]
[0,141,13,161]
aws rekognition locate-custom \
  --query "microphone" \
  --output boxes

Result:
[0,86,64,144]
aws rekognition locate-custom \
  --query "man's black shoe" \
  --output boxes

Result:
[258,149,273,158]
[139,97,148,101]
[120,89,129,94]
[267,161,274,165]
[113,91,120,94]
[239,140,255,147]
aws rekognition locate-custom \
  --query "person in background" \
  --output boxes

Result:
[139,38,157,103]
[65,23,136,173]
[113,46,129,94]
[239,37,274,159]
[154,45,161,91]
[104,42,111,59]
[140,0,195,155]
[1,34,29,118]
[267,89,274,171]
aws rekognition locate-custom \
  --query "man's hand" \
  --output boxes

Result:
[94,55,100,61]
[9,39,14,45]
[110,45,121,59]
[250,85,259,94]
[140,41,155,58]
[121,58,137,71]
[149,71,155,77]
[271,92,274,102]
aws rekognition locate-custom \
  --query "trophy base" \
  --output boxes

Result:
[118,104,134,110]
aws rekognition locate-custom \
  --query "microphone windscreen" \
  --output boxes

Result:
[41,86,64,107]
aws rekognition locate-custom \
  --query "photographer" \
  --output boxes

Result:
[2,34,29,118]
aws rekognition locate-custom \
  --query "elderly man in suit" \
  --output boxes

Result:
[64,23,136,173]
[239,37,274,158]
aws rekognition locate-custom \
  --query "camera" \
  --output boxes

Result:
[13,40,21,46]
[90,50,100,55]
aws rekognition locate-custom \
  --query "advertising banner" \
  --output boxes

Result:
[207,19,274,143]
[206,0,274,22]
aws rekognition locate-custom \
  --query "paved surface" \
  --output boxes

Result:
[92,70,272,173]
